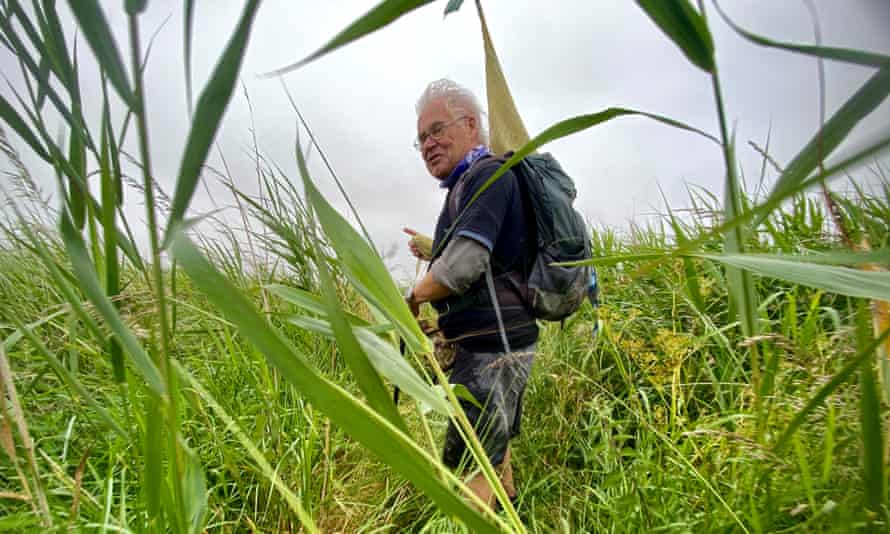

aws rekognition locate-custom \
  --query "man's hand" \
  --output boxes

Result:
[407,271,453,318]
[404,227,433,261]
[406,291,421,317]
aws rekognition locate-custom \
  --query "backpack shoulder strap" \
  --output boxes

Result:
[446,154,504,221]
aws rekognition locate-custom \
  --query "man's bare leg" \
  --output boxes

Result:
[466,447,517,511]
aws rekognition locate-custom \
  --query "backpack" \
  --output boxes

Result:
[509,152,595,321]
[441,152,596,325]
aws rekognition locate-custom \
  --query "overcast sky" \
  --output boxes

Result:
[2,1,889,279]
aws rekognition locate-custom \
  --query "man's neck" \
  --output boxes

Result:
[440,144,491,189]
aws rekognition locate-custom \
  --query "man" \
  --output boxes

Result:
[405,79,538,510]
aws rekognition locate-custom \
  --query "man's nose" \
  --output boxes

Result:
[421,135,439,155]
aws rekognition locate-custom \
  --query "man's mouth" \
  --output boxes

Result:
[427,154,442,166]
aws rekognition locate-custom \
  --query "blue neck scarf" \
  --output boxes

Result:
[440,145,491,189]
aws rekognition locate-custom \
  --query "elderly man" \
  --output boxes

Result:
[405,79,538,510]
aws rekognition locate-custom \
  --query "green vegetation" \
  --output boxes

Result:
[1,1,889,532]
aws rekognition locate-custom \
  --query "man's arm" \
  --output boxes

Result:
[408,236,490,316]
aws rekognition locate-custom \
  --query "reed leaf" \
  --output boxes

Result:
[310,227,407,431]
[37,0,76,89]
[181,443,207,534]
[297,144,428,353]
[35,56,50,111]
[760,66,890,221]
[565,133,890,272]
[287,315,451,416]
[720,139,758,339]
[636,0,715,72]
[67,107,86,231]
[125,0,148,15]
[262,0,435,76]
[99,85,125,383]
[0,10,93,154]
[0,94,50,162]
[561,252,670,266]
[65,0,133,106]
[723,249,890,266]
[170,232,501,532]
[439,107,719,256]
[267,284,376,327]
[443,0,464,16]
[184,0,196,115]
[165,0,260,245]
[714,1,890,68]
[702,254,890,302]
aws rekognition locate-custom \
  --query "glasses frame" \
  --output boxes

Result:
[413,115,468,151]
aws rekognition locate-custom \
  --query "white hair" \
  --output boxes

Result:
[416,79,489,146]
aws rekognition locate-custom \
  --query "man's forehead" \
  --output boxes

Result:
[418,98,451,124]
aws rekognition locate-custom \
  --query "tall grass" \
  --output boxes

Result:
[0,1,888,532]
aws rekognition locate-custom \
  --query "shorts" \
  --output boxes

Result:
[442,343,536,470]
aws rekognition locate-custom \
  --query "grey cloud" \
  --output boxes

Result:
[1,1,888,278]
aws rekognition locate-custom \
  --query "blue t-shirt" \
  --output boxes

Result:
[432,155,538,352]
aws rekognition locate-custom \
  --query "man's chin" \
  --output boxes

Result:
[428,165,449,180]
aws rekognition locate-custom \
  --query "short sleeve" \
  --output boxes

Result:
[452,163,516,252]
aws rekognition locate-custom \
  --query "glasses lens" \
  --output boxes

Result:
[415,117,464,151]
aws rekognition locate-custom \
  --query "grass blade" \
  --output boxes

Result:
[262,0,435,76]
[0,9,93,154]
[7,314,128,439]
[174,361,319,533]
[165,0,261,245]
[0,344,52,528]
[636,0,715,72]
[59,210,166,397]
[170,232,501,533]
[857,303,885,521]
[65,0,133,106]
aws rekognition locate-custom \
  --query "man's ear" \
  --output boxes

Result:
[466,115,479,137]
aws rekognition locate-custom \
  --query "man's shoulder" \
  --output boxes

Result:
[463,154,517,190]
[469,154,508,174]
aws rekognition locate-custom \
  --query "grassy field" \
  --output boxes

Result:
[1,176,888,532]
[1,2,889,532]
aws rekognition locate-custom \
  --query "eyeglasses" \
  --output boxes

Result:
[413,116,467,150]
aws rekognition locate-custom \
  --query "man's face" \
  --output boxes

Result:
[417,98,477,180]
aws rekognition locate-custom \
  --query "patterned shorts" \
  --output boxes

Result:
[442,343,536,470]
